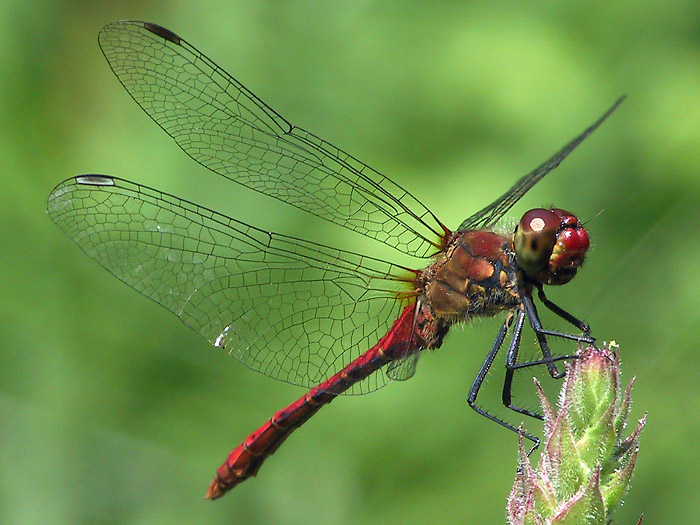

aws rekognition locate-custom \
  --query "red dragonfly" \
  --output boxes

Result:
[47,21,623,500]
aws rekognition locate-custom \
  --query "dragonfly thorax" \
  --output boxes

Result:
[421,230,521,322]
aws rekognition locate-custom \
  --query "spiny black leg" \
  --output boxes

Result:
[474,289,599,448]
[521,293,596,378]
[468,314,539,446]
[520,294,563,378]
[468,317,509,410]
[536,284,592,336]
[509,353,580,371]
[532,327,594,344]
[502,309,544,420]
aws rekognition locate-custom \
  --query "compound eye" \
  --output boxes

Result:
[514,208,560,276]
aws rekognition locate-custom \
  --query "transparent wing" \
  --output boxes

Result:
[47,175,420,393]
[386,352,420,382]
[97,21,446,258]
[459,96,625,231]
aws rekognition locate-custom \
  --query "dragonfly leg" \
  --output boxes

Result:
[520,294,564,378]
[509,353,579,371]
[467,313,540,446]
[501,309,544,421]
[521,293,595,378]
[536,284,592,336]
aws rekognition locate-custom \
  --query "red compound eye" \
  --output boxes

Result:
[514,208,560,276]
[514,208,590,285]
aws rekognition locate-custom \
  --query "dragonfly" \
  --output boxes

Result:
[47,21,623,500]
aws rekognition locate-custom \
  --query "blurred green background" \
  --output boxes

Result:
[2,1,699,523]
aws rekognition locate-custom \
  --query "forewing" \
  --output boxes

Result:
[459,96,625,231]
[97,21,445,258]
[47,176,414,393]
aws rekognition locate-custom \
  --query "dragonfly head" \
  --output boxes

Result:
[513,208,589,286]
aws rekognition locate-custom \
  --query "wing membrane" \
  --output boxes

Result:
[460,96,625,231]
[97,21,445,258]
[47,175,417,393]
